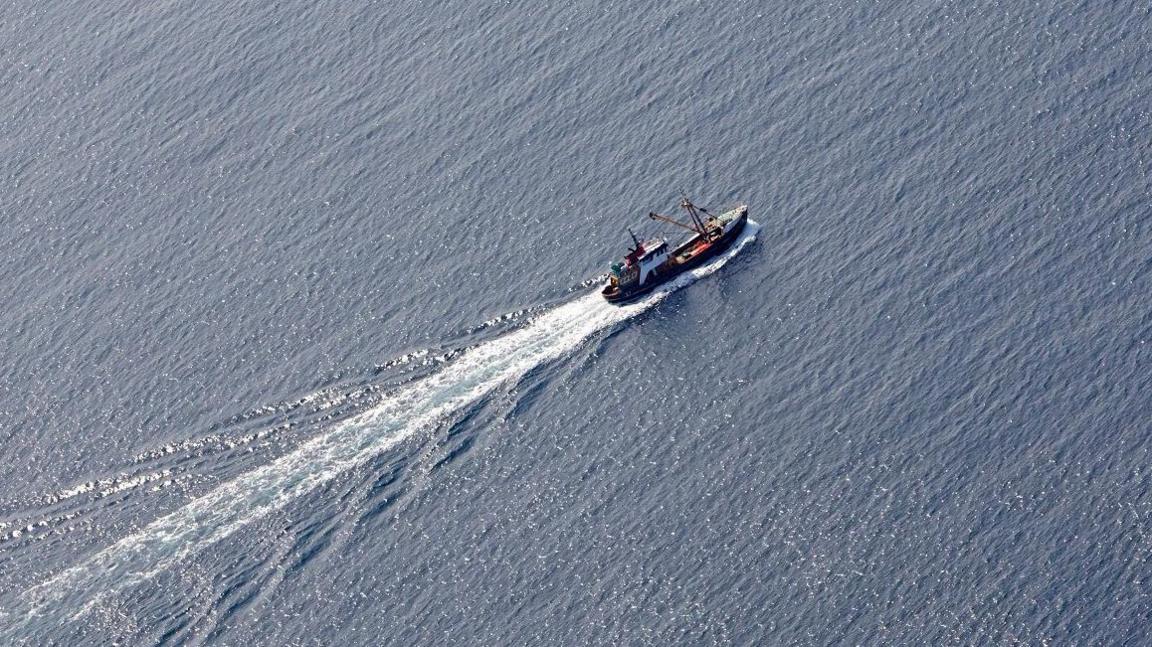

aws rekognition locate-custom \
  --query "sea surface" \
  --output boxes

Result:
[1,1,1151,644]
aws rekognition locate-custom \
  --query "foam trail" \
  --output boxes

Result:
[3,222,759,637]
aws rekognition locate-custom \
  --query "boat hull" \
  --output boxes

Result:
[602,206,748,304]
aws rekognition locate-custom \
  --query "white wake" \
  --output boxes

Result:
[3,221,759,636]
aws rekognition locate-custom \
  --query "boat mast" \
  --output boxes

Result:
[680,197,708,235]
[648,211,704,235]
[646,195,718,237]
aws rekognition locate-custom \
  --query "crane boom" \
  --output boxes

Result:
[648,211,704,235]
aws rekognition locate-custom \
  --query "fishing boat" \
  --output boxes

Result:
[601,197,748,303]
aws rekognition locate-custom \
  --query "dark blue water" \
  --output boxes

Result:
[2,0,1151,644]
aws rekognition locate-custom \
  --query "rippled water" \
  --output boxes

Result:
[2,1,1151,644]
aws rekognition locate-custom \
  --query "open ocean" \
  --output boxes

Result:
[2,0,1151,644]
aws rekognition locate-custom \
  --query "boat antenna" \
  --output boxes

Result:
[627,227,641,251]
